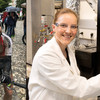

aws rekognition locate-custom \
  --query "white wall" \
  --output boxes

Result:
[79,0,97,41]
[27,0,33,65]
[80,0,97,19]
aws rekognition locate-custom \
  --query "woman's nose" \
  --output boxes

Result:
[65,26,72,33]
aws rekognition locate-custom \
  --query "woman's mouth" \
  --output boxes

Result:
[63,33,72,39]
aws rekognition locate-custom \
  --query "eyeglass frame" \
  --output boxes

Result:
[55,23,78,31]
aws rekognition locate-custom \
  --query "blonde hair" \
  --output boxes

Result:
[53,8,79,24]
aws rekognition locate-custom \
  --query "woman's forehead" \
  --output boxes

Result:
[56,13,78,23]
[58,13,77,19]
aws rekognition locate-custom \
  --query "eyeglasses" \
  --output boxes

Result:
[55,23,78,31]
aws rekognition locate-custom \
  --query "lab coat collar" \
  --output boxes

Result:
[49,37,80,75]
[50,37,66,60]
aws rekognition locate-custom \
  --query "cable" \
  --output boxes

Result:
[11,81,26,89]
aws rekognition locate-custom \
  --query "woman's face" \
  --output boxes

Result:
[52,13,78,47]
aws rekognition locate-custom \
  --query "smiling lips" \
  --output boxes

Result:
[63,33,72,39]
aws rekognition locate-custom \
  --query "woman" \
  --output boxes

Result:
[28,8,100,100]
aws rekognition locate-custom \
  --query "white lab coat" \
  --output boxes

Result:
[28,37,100,100]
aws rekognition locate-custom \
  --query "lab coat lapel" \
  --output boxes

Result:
[50,37,77,75]
[67,46,80,75]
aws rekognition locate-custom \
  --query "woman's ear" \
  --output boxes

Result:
[52,24,56,32]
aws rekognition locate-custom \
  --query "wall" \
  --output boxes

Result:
[26,0,54,77]
[26,0,33,66]
[79,0,97,41]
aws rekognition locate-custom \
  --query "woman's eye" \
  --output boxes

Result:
[71,25,78,29]
[60,24,67,28]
